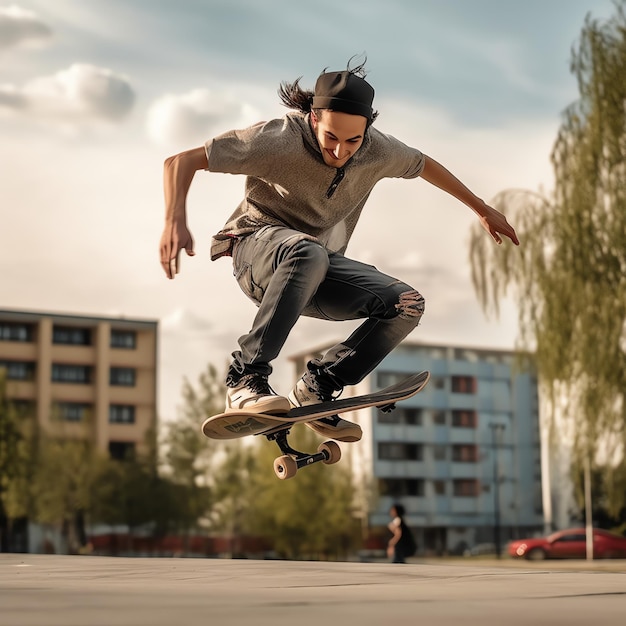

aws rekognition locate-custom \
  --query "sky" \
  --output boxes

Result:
[0,0,618,423]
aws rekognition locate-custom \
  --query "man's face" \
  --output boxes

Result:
[312,110,368,168]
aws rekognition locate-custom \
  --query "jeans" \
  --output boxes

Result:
[227,226,425,387]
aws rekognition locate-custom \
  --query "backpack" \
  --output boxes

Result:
[400,521,417,557]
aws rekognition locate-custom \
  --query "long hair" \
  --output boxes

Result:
[278,55,379,123]
[277,76,314,113]
[392,503,406,518]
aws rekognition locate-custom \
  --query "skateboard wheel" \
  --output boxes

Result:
[318,441,341,465]
[273,455,298,479]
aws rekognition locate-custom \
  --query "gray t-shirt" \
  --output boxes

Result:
[206,112,424,260]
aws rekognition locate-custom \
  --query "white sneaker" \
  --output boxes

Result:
[288,364,362,443]
[226,374,290,414]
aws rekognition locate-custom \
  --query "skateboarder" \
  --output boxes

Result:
[159,58,519,443]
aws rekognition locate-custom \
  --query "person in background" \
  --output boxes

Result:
[387,503,416,563]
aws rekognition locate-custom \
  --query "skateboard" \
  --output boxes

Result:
[202,370,430,480]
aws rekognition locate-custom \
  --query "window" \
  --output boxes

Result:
[377,407,423,425]
[379,478,424,497]
[110,330,136,349]
[52,364,92,384]
[109,404,136,424]
[452,410,477,428]
[453,479,480,497]
[431,376,446,389]
[432,445,447,461]
[377,372,415,388]
[55,402,92,422]
[555,534,586,543]
[378,442,422,461]
[454,349,479,362]
[451,375,476,393]
[11,399,36,418]
[402,408,422,425]
[108,441,135,461]
[452,444,479,462]
[52,326,92,345]
[0,360,36,381]
[110,367,136,386]
[0,323,33,342]
[433,480,446,495]
[433,410,446,425]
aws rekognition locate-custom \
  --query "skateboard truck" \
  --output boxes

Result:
[265,427,341,480]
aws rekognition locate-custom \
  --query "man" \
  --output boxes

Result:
[159,60,519,443]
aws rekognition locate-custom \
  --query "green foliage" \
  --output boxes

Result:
[469,3,626,516]
[0,373,22,490]
[207,441,259,554]
[31,437,96,524]
[238,426,360,560]
[0,373,36,527]
[89,454,173,532]
[161,364,226,532]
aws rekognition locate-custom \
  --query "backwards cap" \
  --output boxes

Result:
[312,71,375,120]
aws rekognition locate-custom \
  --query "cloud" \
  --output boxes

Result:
[0,83,25,107]
[161,308,214,335]
[0,63,135,123]
[146,88,260,147]
[0,4,51,49]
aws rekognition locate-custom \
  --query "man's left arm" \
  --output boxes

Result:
[420,155,519,246]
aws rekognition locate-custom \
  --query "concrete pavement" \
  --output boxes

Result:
[1,554,625,626]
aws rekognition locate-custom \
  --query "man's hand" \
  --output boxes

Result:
[420,156,520,246]
[160,221,195,279]
[477,202,519,246]
[160,147,207,279]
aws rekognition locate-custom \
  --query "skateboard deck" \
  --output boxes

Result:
[201,371,430,480]
[202,370,430,440]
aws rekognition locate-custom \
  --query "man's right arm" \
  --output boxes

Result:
[160,146,208,279]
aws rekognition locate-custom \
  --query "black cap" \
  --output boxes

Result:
[312,71,374,120]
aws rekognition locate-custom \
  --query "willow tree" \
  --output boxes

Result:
[469,4,626,518]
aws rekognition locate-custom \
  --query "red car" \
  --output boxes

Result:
[508,528,626,560]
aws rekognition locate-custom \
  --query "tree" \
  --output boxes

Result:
[209,440,259,556]
[0,372,32,551]
[469,3,626,518]
[241,426,361,560]
[161,364,225,537]
[30,434,105,553]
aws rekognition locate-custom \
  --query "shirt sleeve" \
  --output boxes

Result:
[204,119,285,178]
[368,128,425,179]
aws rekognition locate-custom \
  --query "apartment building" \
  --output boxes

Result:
[290,340,543,555]
[0,309,158,458]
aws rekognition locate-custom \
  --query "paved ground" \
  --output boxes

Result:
[1,554,625,626]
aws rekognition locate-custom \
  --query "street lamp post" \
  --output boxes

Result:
[490,423,505,558]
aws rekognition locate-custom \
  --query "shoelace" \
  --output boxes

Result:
[304,367,342,402]
[241,374,274,395]
[304,368,343,426]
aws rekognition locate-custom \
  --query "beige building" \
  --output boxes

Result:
[0,309,158,458]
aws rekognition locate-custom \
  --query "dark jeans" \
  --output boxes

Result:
[227,226,425,387]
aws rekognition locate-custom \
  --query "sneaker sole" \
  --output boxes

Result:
[289,391,362,442]
[304,421,362,442]
[226,397,291,414]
